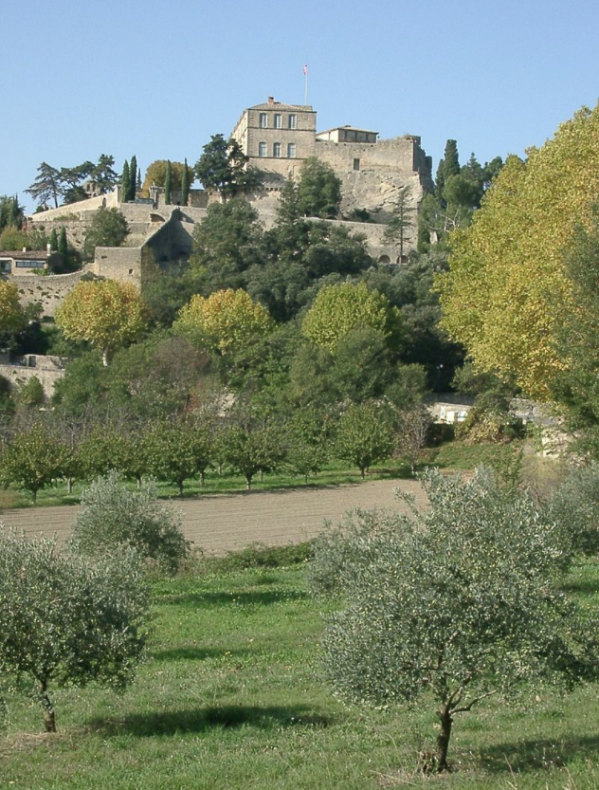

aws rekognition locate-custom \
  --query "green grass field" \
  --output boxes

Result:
[1,547,599,790]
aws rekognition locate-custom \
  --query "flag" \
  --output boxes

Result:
[303,64,308,75]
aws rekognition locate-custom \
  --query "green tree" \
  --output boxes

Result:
[128,155,138,201]
[82,206,129,260]
[145,418,199,495]
[0,225,29,251]
[49,227,59,252]
[0,281,25,336]
[302,281,403,353]
[71,471,189,573]
[310,469,598,772]
[181,157,190,206]
[297,157,342,218]
[221,418,285,490]
[26,162,62,208]
[55,279,147,366]
[91,154,120,195]
[383,186,414,261]
[0,195,24,231]
[57,226,68,256]
[333,401,395,478]
[0,423,67,503]
[121,159,131,202]
[194,134,260,199]
[187,197,265,293]
[0,529,148,732]
[164,159,172,205]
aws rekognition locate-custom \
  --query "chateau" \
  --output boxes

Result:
[13,97,434,316]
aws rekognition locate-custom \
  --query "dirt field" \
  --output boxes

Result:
[0,479,428,555]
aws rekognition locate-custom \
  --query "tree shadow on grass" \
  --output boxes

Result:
[88,705,332,737]
[479,734,599,774]
[160,589,309,608]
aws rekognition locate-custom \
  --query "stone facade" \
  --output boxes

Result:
[0,354,67,398]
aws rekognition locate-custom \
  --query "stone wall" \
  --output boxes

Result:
[0,355,66,398]
[9,270,87,316]
[93,246,143,285]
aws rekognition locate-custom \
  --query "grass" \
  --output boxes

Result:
[1,547,599,789]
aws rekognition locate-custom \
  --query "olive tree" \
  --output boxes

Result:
[71,471,189,573]
[0,529,149,732]
[310,468,598,772]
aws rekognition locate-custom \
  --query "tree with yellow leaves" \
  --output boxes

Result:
[0,281,25,336]
[437,104,599,399]
[55,279,147,366]
[174,288,273,355]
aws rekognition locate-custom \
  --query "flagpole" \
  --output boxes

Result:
[303,64,308,105]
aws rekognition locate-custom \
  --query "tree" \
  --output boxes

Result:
[0,225,29,251]
[140,160,189,196]
[187,197,265,293]
[302,281,403,352]
[26,162,62,208]
[121,159,131,202]
[310,469,598,772]
[82,206,129,260]
[128,155,138,201]
[57,226,68,256]
[297,157,342,218]
[0,423,67,503]
[71,470,189,573]
[0,281,25,336]
[194,134,260,199]
[55,279,147,366]
[437,105,599,399]
[145,418,201,495]
[174,289,273,356]
[0,529,148,732]
[0,195,24,232]
[394,404,432,475]
[383,186,414,261]
[49,227,59,252]
[181,158,190,206]
[221,415,285,490]
[164,159,172,205]
[333,401,395,478]
[90,154,120,195]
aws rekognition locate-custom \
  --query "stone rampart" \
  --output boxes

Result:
[9,270,87,316]
[0,355,66,398]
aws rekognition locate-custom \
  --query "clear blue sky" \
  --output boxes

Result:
[3,0,599,213]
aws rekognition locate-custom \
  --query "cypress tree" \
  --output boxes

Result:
[121,160,131,204]
[49,228,59,252]
[181,158,190,206]
[129,155,138,201]
[164,160,172,205]
[58,227,68,257]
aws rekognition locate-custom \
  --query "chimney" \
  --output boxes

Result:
[268,96,274,104]
[46,243,51,254]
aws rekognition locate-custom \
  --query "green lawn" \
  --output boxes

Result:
[2,549,599,789]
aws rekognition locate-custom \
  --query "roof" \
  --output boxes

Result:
[317,125,379,135]
[249,98,314,111]
[0,250,51,260]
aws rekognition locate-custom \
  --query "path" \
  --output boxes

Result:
[0,479,427,555]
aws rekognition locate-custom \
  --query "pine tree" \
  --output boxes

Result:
[121,160,131,204]
[164,160,172,205]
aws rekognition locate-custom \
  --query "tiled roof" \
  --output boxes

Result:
[0,250,51,260]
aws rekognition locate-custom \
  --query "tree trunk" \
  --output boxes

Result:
[38,680,56,733]
[67,477,74,494]
[246,475,252,490]
[435,703,453,772]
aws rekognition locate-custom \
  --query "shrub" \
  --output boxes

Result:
[71,471,189,573]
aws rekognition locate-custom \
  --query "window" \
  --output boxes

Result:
[353,158,360,171]
[258,142,267,157]
[273,142,282,158]
[274,114,282,129]
[287,143,296,158]
[0,259,11,273]
[259,113,267,128]
[16,259,45,269]
[288,114,297,129]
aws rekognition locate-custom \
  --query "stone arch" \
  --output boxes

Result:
[378,254,391,264]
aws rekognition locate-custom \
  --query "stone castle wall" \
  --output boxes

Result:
[0,355,66,398]
[9,270,87,316]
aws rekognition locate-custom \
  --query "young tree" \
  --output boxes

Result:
[383,186,414,261]
[71,470,189,573]
[311,469,599,772]
[145,418,199,495]
[333,401,395,478]
[82,206,129,260]
[0,423,66,503]
[394,404,432,475]
[55,279,147,366]
[0,529,149,732]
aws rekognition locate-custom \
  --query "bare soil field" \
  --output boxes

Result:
[0,479,427,555]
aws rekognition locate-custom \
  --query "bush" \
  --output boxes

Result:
[0,529,148,732]
[545,462,599,557]
[71,471,189,573]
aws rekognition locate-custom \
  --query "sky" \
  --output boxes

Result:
[3,0,599,213]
